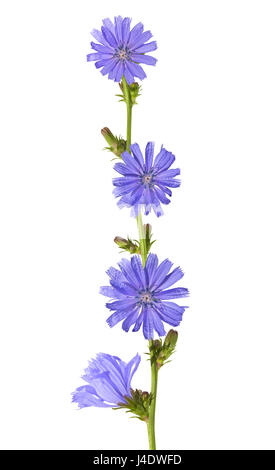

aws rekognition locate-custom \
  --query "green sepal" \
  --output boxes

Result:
[117,81,141,105]
[114,388,152,422]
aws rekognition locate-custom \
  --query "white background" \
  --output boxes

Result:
[0,0,275,450]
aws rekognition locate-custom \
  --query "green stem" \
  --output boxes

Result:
[137,212,147,267]
[147,340,158,450]
[122,75,132,151]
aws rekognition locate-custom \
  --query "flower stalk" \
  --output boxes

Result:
[123,74,157,449]
[121,75,132,152]
[147,340,158,450]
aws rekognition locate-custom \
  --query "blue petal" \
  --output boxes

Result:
[145,142,154,171]
[110,279,137,297]
[108,61,122,81]
[157,287,189,300]
[72,385,110,408]
[142,306,154,339]
[106,298,137,311]
[154,178,181,188]
[87,52,109,62]
[125,353,141,391]
[118,258,141,289]
[114,16,123,43]
[121,151,142,173]
[145,253,159,285]
[153,202,164,217]
[95,60,108,69]
[130,143,145,169]
[123,66,135,85]
[113,181,141,198]
[154,182,172,197]
[150,259,173,289]
[115,61,125,82]
[154,148,175,172]
[100,58,118,76]
[153,186,171,204]
[96,355,129,398]
[106,310,128,327]
[157,168,180,178]
[113,176,138,187]
[154,302,185,326]
[132,30,153,49]
[125,184,144,205]
[122,308,139,332]
[134,41,157,53]
[151,309,166,336]
[102,18,115,35]
[106,266,124,283]
[132,308,144,332]
[122,17,131,43]
[91,42,113,54]
[131,255,146,289]
[91,29,110,48]
[161,301,186,318]
[128,22,144,48]
[89,373,124,405]
[100,286,120,298]
[156,267,184,291]
[131,54,157,66]
[126,61,147,80]
[114,162,136,176]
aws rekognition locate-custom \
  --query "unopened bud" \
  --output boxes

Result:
[163,329,178,351]
[118,81,141,105]
[150,330,179,370]
[101,127,126,157]
[114,236,140,254]
[101,127,115,146]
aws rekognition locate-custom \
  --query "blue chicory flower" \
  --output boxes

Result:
[113,142,181,217]
[72,353,141,408]
[87,16,157,84]
[100,254,188,340]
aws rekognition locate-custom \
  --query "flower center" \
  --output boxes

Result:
[139,290,153,304]
[142,173,153,186]
[115,47,130,62]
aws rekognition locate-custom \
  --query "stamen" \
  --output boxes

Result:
[139,291,153,304]
[142,174,153,185]
[118,50,127,60]
[115,47,130,62]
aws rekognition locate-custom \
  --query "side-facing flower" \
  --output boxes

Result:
[72,353,140,408]
[100,254,188,340]
[87,16,157,84]
[113,142,181,217]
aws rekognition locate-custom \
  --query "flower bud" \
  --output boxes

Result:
[149,330,179,370]
[114,236,140,254]
[143,223,156,256]
[129,82,141,105]
[163,329,178,351]
[101,127,126,158]
[118,81,141,105]
[101,127,116,147]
